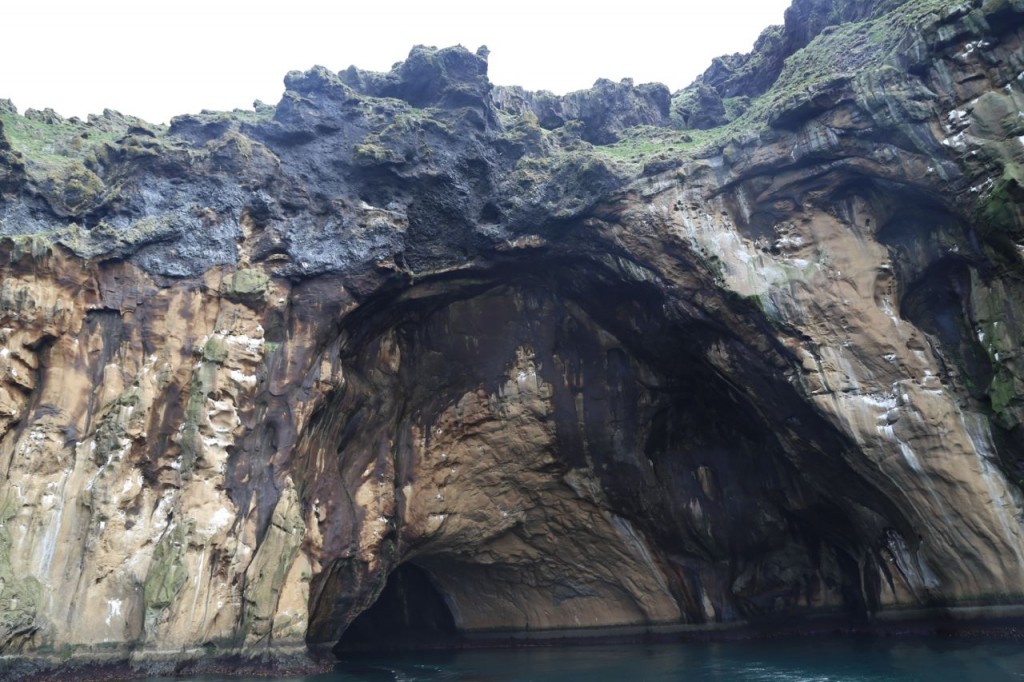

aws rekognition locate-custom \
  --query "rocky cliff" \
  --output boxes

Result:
[2,0,1024,677]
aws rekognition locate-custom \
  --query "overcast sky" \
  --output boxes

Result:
[2,0,792,125]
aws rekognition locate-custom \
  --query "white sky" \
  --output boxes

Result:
[2,0,791,125]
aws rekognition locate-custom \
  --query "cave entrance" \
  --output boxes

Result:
[305,259,907,652]
[335,563,458,653]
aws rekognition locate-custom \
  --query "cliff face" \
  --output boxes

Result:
[2,0,1024,676]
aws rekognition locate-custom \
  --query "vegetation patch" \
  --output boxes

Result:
[143,522,189,631]
[224,268,270,305]
[981,165,1024,236]
[0,110,154,176]
[0,489,42,650]
[596,0,969,164]
[178,359,218,472]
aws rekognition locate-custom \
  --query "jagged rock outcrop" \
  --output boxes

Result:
[1,0,1024,678]
[492,78,672,144]
[693,0,909,104]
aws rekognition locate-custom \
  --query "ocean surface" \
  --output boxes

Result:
[145,637,1024,681]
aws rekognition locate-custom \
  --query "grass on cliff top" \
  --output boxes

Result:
[171,104,276,130]
[0,114,116,173]
[0,111,167,177]
[229,104,276,125]
[601,123,754,163]
[755,0,953,110]
[598,0,958,163]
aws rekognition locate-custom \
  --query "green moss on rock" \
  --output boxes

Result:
[48,161,104,214]
[240,483,305,644]
[202,336,229,364]
[178,359,219,472]
[982,169,1024,236]
[142,523,189,632]
[989,366,1018,416]
[224,268,271,305]
[56,216,182,260]
[0,492,42,650]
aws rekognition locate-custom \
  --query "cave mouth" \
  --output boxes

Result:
[306,255,914,649]
[335,563,459,654]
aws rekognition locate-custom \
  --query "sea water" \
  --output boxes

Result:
[146,637,1024,681]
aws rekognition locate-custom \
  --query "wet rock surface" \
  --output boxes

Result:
[1,0,1024,678]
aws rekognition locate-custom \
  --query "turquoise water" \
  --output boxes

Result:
[151,637,1024,681]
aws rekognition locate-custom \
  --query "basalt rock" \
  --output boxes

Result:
[2,0,1024,678]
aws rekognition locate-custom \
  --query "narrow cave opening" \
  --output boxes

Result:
[335,563,458,653]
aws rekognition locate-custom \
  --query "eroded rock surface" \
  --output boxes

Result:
[1,0,1024,677]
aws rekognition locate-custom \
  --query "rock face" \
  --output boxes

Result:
[1,0,1024,676]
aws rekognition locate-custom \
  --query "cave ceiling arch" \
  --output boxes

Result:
[292,253,921,647]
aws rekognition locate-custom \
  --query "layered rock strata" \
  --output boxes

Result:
[1,0,1024,676]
